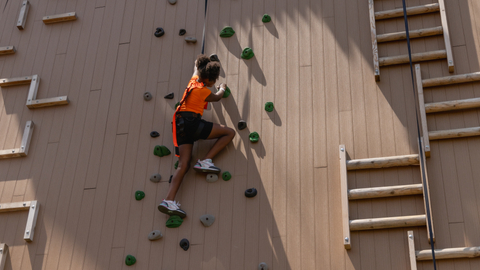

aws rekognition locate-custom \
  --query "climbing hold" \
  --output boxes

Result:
[249,132,259,143]
[154,145,171,157]
[174,160,179,169]
[169,175,173,183]
[148,230,163,241]
[185,37,197,43]
[150,131,160,138]
[209,54,219,62]
[241,47,254,59]
[166,215,183,228]
[150,173,161,183]
[179,29,186,36]
[135,190,145,201]
[220,26,235,38]
[175,102,180,109]
[262,14,271,23]
[259,262,269,270]
[200,214,215,227]
[245,188,257,198]
[154,27,165,37]
[179,238,190,251]
[222,171,231,181]
[144,92,153,101]
[264,102,274,112]
[238,120,247,130]
[164,92,174,99]
[168,0,176,5]
[206,173,218,183]
[222,86,231,98]
[125,255,136,266]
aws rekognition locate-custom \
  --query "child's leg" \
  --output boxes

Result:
[165,144,193,201]
[202,123,235,160]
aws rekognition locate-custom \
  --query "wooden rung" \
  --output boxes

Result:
[368,0,380,81]
[380,50,446,67]
[17,0,30,30]
[425,97,480,113]
[416,246,480,261]
[27,96,69,109]
[438,0,454,72]
[0,201,32,212]
[0,76,32,87]
[350,215,426,231]
[0,243,7,270]
[0,148,25,159]
[415,64,431,156]
[422,72,480,88]
[0,46,16,55]
[429,127,480,140]
[408,232,418,270]
[348,184,423,200]
[43,12,77,24]
[20,121,33,155]
[339,145,351,249]
[24,200,39,241]
[375,3,440,21]
[377,26,443,43]
[346,154,419,170]
[418,138,435,243]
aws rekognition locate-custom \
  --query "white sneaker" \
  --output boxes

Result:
[194,159,221,173]
[158,199,186,218]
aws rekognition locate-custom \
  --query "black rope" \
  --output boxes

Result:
[201,0,208,54]
[401,0,437,268]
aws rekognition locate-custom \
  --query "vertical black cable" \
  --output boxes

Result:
[201,0,208,54]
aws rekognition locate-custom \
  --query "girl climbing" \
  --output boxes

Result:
[158,54,235,218]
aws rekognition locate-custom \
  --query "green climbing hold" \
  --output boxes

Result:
[262,14,271,23]
[154,145,171,157]
[241,47,254,60]
[135,190,145,201]
[175,102,181,109]
[222,171,232,181]
[249,132,260,143]
[174,160,179,169]
[220,26,235,38]
[265,102,274,112]
[125,255,136,266]
[222,86,231,98]
[166,215,184,228]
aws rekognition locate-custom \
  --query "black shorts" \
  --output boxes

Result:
[176,113,213,146]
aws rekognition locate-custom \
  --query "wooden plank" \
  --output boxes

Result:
[0,76,32,87]
[16,0,29,30]
[346,154,419,170]
[24,200,39,241]
[407,231,417,270]
[377,26,443,43]
[349,214,426,231]
[416,246,480,260]
[438,0,454,72]
[379,50,447,67]
[425,97,480,113]
[26,75,39,103]
[368,0,379,81]
[0,243,7,270]
[375,3,440,20]
[348,184,423,200]
[0,201,31,212]
[0,148,25,159]
[429,126,480,140]
[418,138,435,243]
[26,96,69,109]
[422,72,480,87]
[339,145,350,249]
[0,46,16,55]
[43,12,77,24]
[20,121,33,155]
[415,64,430,156]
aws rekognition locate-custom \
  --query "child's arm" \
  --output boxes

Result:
[205,83,226,102]
[193,60,199,77]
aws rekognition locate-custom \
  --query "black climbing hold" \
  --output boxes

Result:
[179,238,190,251]
[179,29,186,36]
[220,26,235,38]
[150,131,160,138]
[222,171,231,181]
[241,47,254,59]
[135,190,145,201]
[200,214,215,227]
[206,173,218,183]
[259,262,269,270]
[175,102,180,109]
[148,230,163,241]
[169,175,173,183]
[209,54,219,62]
[262,14,271,23]
[150,173,161,183]
[222,86,231,98]
[238,120,247,130]
[185,37,197,43]
[168,0,176,5]
[164,92,174,99]
[154,145,171,157]
[166,215,183,228]
[249,132,259,143]
[174,160,179,170]
[245,188,257,198]
[264,102,274,112]
[125,255,136,266]
[144,92,153,101]
[154,27,165,37]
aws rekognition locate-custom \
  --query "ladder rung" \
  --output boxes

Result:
[375,3,440,20]
[346,154,419,170]
[425,97,480,113]
[379,50,446,67]
[416,246,480,261]
[348,184,423,200]
[377,26,443,43]
[429,126,480,140]
[350,215,426,231]
[423,72,480,88]
[0,76,33,87]
[0,46,16,55]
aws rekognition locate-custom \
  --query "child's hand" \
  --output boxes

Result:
[217,83,227,90]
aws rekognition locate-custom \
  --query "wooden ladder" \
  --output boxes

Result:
[369,0,454,81]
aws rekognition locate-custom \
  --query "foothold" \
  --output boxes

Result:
[220,26,235,38]
[135,190,145,201]
[150,131,160,138]
[185,37,197,43]
[262,14,271,23]
[150,173,161,183]
[264,102,274,112]
[154,145,171,157]
[179,29,186,36]
[179,238,190,251]
[174,160,179,170]
[166,215,183,228]
[209,54,219,62]
[241,47,254,60]
[164,92,174,99]
[259,262,269,270]
[222,86,231,98]
[154,27,165,37]
[249,132,259,143]
[200,214,215,227]
[206,173,218,183]
[125,255,136,266]
[175,102,181,109]
[148,230,163,241]
[144,92,153,101]
[222,171,231,181]
[245,188,257,198]
[169,175,173,183]
[168,0,177,5]
[238,120,247,130]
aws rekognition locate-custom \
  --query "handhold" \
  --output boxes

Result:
[185,37,197,43]
[144,91,153,101]
[209,54,219,62]
[264,102,274,112]
[259,262,269,270]
[148,230,163,241]
[175,102,180,109]
[238,120,247,130]
[125,255,136,266]
[174,160,179,169]
[249,132,259,143]
[241,47,254,60]
[135,190,145,200]
[222,171,231,181]
[179,29,186,36]
[164,92,174,99]
[222,86,231,98]
[206,173,218,183]
[150,173,161,183]
[169,175,173,183]
[200,214,215,227]
[179,238,190,251]
[166,215,183,228]
[168,0,176,5]
[154,27,165,37]
[262,14,271,23]
[245,188,257,198]
[154,145,171,157]
[220,26,235,38]
[150,131,160,138]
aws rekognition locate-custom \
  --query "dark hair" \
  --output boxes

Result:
[196,54,220,82]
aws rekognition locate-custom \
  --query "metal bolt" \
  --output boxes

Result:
[341,148,344,152]
[12,150,15,153]
[36,100,39,103]
[59,98,62,100]
[28,99,31,101]
[409,234,413,239]
[345,237,349,242]
[26,230,30,234]
[23,203,26,206]
[6,47,9,49]
[32,205,35,209]
[19,20,21,23]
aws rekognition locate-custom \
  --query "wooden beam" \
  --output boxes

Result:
[422,72,480,88]
[24,200,39,241]
[375,3,440,20]
[438,0,454,72]
[429,127,480,140]
[339,145,351,249]
[416,246,480,261]
[20,121,34,155]
[0,76,32,87]
[377,26,443,43]
[26,75,39,104]
[425,97,480,113]
[27,96,69,109]
[0,201,31,212]
[408,231,418,270]
[415,64,431,156]
[350,215,426,231]
[346,154,419,170]
[369,0,380,81]
[0,46,16,55]
[16,0,29,30]
[0,148,25,159]
[379,50,447,67]
[418,138,435,243]
[0,243,7,270]
[43,12,77,24]
[348,184,423,200]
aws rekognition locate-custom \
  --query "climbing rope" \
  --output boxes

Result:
[201,0,208,54]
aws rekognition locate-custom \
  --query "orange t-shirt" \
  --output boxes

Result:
[178,75,211,115]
